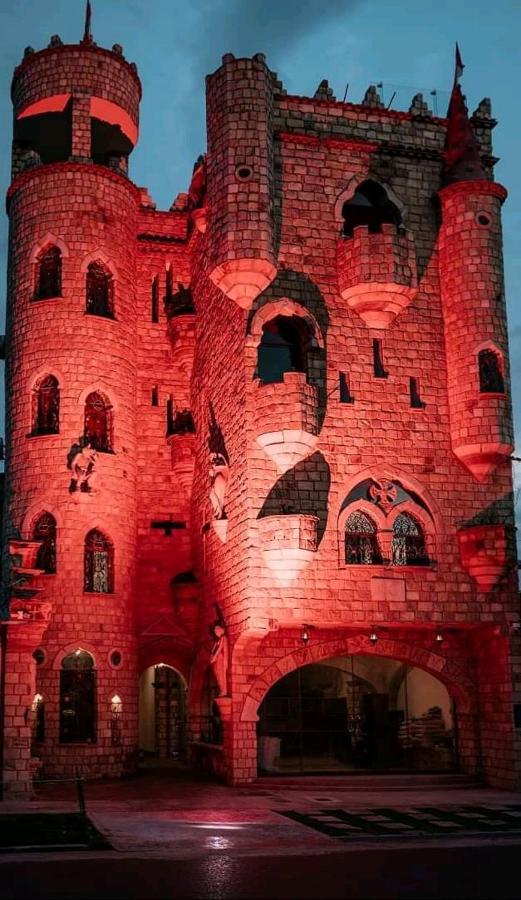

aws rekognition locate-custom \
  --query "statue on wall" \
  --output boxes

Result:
[209,604,229,697]
[209,453,229,520]
[67,436,97,493]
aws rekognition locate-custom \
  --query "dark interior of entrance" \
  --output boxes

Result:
[138,664,187,764]
[257,656,457,775]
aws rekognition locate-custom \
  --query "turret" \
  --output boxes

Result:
[437,49,513,481]
[205,53,277,309]
[2,3,141,784]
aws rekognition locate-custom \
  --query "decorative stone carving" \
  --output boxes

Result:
[67,437,97,493]
[369,479,397,513]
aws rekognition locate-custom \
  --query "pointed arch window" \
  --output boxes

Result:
[32,375,60,435]
[258,315,310,384]
[32,512,57,574]
[345,511,382,565]
[392,513,429,566]
[59,650,96,744]
[84,392,112,452]
[342,180,401,237]
[84,529,114,594]
[86,261,114,318]
[478,348,505,394]
[34,245,62,300]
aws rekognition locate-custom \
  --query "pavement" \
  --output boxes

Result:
[1,769,521,860]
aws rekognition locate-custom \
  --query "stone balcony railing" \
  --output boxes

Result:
[337,223,417,328]
[254,371,319,473]
[258,513,319,585]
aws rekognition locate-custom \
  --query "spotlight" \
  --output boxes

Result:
[435,631,444,644]
[301,624,312,645]
[369,627,378,645]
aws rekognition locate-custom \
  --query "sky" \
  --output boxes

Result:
[0,0,520,510]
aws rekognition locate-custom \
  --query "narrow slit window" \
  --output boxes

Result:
[151,276,159,323]
[410,377,425,409]
[373,339,388,378]
[151,386,159,406]
[478,349,505,394]
[84,392,113,452]
[339,372,354,403]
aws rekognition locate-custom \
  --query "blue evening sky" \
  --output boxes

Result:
[0,0,519,510]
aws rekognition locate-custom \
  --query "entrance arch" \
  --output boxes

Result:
[138,664,187,764]
[257,656,457,774]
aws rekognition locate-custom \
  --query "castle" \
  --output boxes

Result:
[1,9,520,797]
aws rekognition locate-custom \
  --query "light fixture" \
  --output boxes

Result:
[435,631,444,644]
[369,627,378,645]
[301,624,312,645]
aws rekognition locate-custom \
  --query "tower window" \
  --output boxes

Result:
[32,375,60,436]
[339,372,354,403]
[342,180,401,237]
[392,513,429,566]
[373,339,388,378]
[409,377,425,409]
[151,276,159,323]
[32,694,45,744]
[84,529,114,594]
[34,246,62,300]
[258,316,310,384]
[478,349,505,394]
[345,511,381,565]
[32,512,57,574]
[84,392,113,452]
[86,262,114,319]
[59,650,96,744]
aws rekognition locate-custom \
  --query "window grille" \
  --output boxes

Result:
[84,529,114,593]
[345,511,381,564]
[392,513,429,566]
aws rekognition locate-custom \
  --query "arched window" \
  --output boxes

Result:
[258,315,310,384]
[34,245,62,300]
[84,392,112,452]
[59,650,96,744]
[478,349,505,394]
[392,513,429,566]
[342,180,401,237]
[32,693,45,744]
[84,529,114,593]
[32,512,57,574]
[345,511,382,565]
[32,375,60,435]
[86,261,114,318]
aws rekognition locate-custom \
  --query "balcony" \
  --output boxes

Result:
[337,223,417,328]
[458,524,509,592]
[258,513,319,585]
[255,372,318,473]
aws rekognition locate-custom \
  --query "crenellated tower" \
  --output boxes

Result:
[2,7,141,789]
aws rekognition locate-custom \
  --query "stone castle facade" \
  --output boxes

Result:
[1,16,520,796]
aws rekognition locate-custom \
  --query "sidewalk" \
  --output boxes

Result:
[1,770,521,860]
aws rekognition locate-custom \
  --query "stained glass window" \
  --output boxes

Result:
[34,246,61,300]
[86,261,114,318]
[478,349,505,394]
[345,511,381,565]
[84,392,112,452]
[60,651,96,744]
[33,512,57,574]
[392,513,429,566]
[32,375,60,435]
[84,529,114,593]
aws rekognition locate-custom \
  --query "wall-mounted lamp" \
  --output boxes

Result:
[435,631,444,644]
[369,627,378,645]
[301,624,313,645]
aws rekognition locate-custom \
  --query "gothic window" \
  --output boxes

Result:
[258,315,310,384]
[84,529,114,594]
[84,392,112,452]
[32,512,57,574]
[86,261,114,318]
[345,511,382,565]
[392,513,429,566]
[32,375,60,435]
[59,650,96,744]
[34,245,62,300]
[342,180,401,237]
[478,349,505,394]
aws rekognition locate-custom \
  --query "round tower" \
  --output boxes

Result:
[438,76,513,481]
[3,18,141,783]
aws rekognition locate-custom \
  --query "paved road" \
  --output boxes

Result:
[1,844,519,899]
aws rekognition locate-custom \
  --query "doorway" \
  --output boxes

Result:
[138,664,187,764]
[257,656,457,775]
